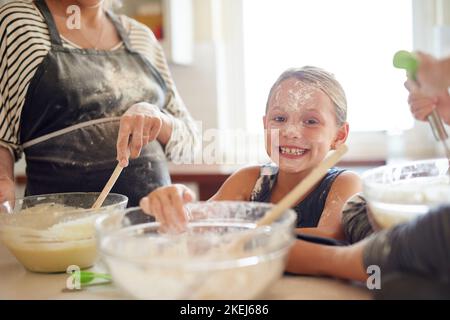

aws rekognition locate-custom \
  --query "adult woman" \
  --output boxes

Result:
[0,0,199,206]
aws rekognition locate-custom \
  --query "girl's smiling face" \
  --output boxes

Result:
[264,78,348,173]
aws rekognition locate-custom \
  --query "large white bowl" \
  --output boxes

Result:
[362,158,450,229]
[95,201,296,300]
[0,192,128,273]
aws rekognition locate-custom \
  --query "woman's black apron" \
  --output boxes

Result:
[20,0,171,206]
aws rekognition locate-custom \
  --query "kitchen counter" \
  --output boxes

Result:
[0,244,371,300]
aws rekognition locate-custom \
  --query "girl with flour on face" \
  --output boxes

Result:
[140,66,362,240]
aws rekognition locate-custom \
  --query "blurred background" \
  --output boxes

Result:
[5,0,450,199]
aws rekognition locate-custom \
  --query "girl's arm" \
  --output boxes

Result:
[209,166,260,201]
[298,171,362,240]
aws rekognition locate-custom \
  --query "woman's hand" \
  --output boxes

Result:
[405,79,450,125]
[415,52,449,97]
[116,102,173,167]
[140,184,196,232]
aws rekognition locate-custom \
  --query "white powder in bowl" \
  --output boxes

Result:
[366,176,450,228]
[0,203,99,272]
[101,228,290,299]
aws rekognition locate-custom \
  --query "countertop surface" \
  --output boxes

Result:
[0,244,371,300]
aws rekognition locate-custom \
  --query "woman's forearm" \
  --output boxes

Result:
[0,147,13,180]
[286,239,368,282]
[443,57,450,88]
[0,146,15,203]
[286,240,334,275]
[156,112,173,146]
[297,226,345,240]
[324,241,368,282]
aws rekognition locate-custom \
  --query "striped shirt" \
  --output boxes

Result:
[0,0,199,162]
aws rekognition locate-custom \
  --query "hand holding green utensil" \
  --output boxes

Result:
[394,50,450,171]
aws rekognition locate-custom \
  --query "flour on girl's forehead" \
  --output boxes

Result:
[274,81,321,112]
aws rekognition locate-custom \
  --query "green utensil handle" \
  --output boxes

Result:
[393,50,418,80]
[79,271,112,284]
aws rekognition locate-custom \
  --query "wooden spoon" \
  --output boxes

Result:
[91,163,124,209]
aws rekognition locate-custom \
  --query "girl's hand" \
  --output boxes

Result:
[405,80,450,125]
[139,184,196,233]
[117,102,171,167]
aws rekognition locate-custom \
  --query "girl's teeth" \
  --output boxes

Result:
[280,147,306,155]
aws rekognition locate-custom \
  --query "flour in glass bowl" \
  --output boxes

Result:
[100,226,290,299]
[0,203,100,272]
[365,175,450,229]
[366,176,450,204]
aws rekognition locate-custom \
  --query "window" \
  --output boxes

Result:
[241,0,414,133]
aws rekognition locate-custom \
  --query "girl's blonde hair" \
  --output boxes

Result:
[266,66,347,126]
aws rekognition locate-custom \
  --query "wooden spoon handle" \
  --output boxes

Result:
[91,164,124,209]
[257,144,348,226]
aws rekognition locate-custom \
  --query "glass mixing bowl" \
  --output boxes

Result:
[95,201,296,299]
[0,192,128,273]
[362,158,450,229]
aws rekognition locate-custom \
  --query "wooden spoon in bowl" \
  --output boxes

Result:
[91,164,124,209]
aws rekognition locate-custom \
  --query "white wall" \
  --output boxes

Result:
[164,0,221,135]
